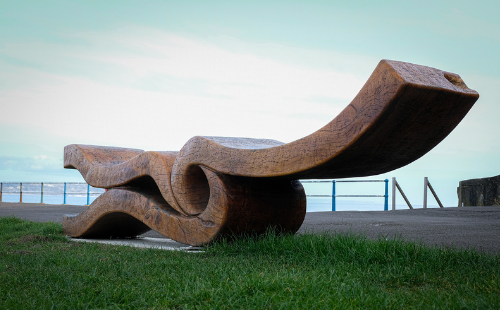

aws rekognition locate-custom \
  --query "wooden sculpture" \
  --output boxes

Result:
[63,60,479,246]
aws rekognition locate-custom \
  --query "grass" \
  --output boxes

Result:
[0,217,499,309]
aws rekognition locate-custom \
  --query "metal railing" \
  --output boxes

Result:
[392,177,443,210]
[0,182,104,205]
[301,179,389,211]
[3,179,440,212]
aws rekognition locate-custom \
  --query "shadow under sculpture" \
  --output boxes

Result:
[63,60,479,246]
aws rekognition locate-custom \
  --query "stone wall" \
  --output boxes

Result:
[457,174,500,206]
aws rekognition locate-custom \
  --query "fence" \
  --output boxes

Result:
[0,182,105,205]
[2,179,389,210]
[2,178,442,211]
[302,179,389,211]
[392,177,443,210]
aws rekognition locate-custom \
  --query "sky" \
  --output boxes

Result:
[1,0,499,208]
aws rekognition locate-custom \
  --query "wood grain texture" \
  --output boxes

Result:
[63,167,306,245]
[63,59,479,245]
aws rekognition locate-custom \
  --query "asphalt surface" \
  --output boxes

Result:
[1,202,499,254]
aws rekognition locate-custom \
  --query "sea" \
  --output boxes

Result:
[0,181,442,212]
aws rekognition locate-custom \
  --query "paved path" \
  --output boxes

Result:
[299,207,500,254]
[1,202,499,254]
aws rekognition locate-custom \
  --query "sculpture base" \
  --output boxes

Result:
[64,171,307,246]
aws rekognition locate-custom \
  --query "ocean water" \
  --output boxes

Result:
[0,194,437,211]
[1,194,100,205]
[0,182,442,211]
[0,182,104,206]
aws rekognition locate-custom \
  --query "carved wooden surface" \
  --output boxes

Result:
[63,60,479,246]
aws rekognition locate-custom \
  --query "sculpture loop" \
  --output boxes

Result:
[63,60,479,246]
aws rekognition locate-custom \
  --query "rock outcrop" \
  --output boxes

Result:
[458,174,500,206]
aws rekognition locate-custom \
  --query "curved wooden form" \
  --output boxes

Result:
[63,60,479,246]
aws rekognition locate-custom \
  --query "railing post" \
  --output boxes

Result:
[41,182,44,203]
[331,180,336,211]
[63,182,67,204]
[86,184,90,205]
[384,179,389,211]
[0,182,3,202]
[423,177,428,209]
[427,179,444,208]
[392,177,396,210]
[20,182,23,203]
[395,178,413,209]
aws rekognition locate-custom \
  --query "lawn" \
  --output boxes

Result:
[0,217,498,309]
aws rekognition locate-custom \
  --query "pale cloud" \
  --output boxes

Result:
[1,27,497,205]
[0,28,371,151]
[0,155,61,172]
[83,31,363,101]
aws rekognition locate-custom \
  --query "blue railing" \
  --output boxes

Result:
[0,182,104,205]
[302,179,389,211]
[1,179,389,211]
